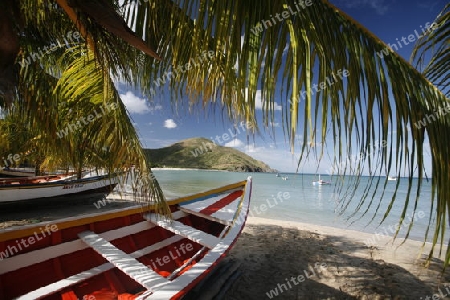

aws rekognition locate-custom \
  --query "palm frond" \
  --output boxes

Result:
[411,3,450,96]
[122,0,450,265]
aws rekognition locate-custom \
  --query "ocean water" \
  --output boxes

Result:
[151,169,446,243]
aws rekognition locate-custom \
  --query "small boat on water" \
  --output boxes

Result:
[312,174,331,185]
[0,173,120,203]
[387,176,397,181]
[276,173,288,180]
[0,177,252,299]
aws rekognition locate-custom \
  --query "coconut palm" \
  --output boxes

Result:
[410,3,450,263]
[0,0,449,265]
[411,4,450,97]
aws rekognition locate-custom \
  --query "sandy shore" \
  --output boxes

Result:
[224,217,450,299]
[151,167,223,171]
[1,200,449,299]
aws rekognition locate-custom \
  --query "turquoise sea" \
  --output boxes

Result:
[151,169,446,243]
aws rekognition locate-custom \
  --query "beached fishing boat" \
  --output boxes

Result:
[0,167,35,177]
[0,173,120,203]
[0,177,252,299]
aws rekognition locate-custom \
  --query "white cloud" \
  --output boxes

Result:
[164,119,177,129]
[242,147,300,172]
[224,138,245,148]
[120,91,162,114]
[251,89,282,111]
[120,91,149,114]
[224,139,268,153]
[245,144,266,153]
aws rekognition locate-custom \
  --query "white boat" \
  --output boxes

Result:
[387,176,397,181]
[0,173,120,203]
[0,167,35,177]
[0,177,252,299]
[312,174,331,185]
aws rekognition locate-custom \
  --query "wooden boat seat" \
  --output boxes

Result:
[16,234,184,300]
[145,213,220,249]
[78,231,169,290]
[17,263,114,300]
[178,190,243,226]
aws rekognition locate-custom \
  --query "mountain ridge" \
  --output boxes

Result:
[144,137,275,172]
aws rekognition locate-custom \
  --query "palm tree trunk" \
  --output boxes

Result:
[34,160,41,176]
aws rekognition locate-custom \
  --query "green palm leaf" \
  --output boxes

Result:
[411,3,450,96]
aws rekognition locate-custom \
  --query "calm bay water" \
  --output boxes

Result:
[150,169,445,243]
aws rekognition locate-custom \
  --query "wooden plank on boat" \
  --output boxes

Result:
[16,235,184,299]
[145,213,220,249]
[0,213,189,275]
[179,206,233,226]
[16,263,113,300]
[0,221,153,275]
[179,195,242,226]
[178,190,243,227]
[78,230,169,290]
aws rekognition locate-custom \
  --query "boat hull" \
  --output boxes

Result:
[0,168,35,177]
[0,174,119,203]
[0,177,252,300]
[312,181,331,185]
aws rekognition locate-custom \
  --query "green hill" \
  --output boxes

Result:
[144,138,275,172]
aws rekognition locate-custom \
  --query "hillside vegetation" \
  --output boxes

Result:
[144,138,274,172]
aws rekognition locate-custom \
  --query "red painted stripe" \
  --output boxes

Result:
[199,190,243,215]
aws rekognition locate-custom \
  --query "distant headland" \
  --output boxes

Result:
[144,138,275,172]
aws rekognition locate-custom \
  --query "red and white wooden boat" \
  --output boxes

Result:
[0,174,120,203]
[0,177,252,299]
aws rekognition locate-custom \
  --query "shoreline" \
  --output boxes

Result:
[152,167,206,171]
[252,214,443,245]
[152,167,228,172]
[246,216,447,262]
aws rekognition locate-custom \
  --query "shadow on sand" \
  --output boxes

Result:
[195,224,450,300]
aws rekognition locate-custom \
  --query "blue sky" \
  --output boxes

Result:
[118,0,446,174]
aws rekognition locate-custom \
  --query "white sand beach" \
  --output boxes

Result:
[151,167,224,171]
[224,217,450,299]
